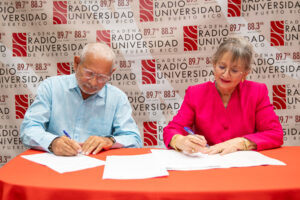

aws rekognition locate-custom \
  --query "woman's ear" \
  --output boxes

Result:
[212,63,217,74]
[242,70,249,82]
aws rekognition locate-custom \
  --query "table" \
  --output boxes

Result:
[0,146,300,200]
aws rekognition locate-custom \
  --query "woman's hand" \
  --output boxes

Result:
[203,137,256,155]
[170,134,208,154]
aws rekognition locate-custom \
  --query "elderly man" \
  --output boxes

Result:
[20,43,142,156]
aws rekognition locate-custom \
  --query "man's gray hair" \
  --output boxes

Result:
[212,37,253,71]
[79,43,116,64]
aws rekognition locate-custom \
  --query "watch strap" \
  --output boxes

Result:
[105,136,116,144]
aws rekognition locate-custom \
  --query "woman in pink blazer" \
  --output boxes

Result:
[163,37,283,155]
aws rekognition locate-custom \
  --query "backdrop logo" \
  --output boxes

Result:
[183,26,198,51]
[96,30,111,47]
[57,62,71,75]
[15,95,29,119]
[270,21,284,46]
[12,33,27,57]
[53,1,67,24]
[139,0,154,22]
[228,0,241,17]
[141,59,156,84]
[143,121,157,146]
[273,85,286,110]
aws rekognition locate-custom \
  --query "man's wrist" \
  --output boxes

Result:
[105,136,116,144]
[48,137,59,152]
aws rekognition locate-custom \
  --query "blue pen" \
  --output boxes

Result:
[63,130,71,139]
[184,127,209,147]
[184,127,195,135]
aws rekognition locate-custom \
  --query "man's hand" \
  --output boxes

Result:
[81,136,113,155]
[51,136,82,156]
[171,134,208,154]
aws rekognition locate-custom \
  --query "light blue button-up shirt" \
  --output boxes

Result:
[20,74,142,152]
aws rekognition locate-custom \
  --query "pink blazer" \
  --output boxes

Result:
[163,81,283,151]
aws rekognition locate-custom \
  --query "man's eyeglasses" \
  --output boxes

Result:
[216,65,243,77]
[82,68,111,83]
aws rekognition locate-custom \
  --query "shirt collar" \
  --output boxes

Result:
[68,74,106,98]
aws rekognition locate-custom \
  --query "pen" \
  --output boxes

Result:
[63,130,71,139]
[184,127,209,147]
[184,127,195,135]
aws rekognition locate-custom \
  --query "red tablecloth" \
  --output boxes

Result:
[0,147,300,200]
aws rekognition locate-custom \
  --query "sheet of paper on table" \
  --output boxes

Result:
[22,153,105,173]
[102,153,169,179]
[150,149,286,170]
[21,150,286,178]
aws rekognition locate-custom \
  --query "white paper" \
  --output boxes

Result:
[103,153,169,179]
[151,149,286,170]
[219,150,286,168]
[151,149,221,170]
[22,153,105,173]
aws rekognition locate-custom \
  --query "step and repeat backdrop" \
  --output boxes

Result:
[0,0,300,167]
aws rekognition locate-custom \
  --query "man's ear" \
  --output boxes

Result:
[74,56,80,72]
[110,67,117,74]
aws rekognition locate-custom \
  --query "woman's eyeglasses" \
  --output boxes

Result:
[216,65,243,77]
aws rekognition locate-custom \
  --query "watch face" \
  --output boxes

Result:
[48,144,53,152]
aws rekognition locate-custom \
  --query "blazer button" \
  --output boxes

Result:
[223,125,229,130]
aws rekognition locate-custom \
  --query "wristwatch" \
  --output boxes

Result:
[242,138,252,150]
[105,136,116,144]
[48,137,59,152]
[48,141,54,152]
